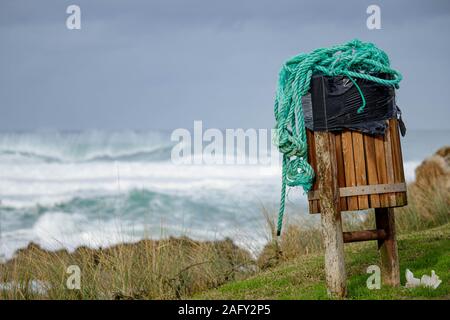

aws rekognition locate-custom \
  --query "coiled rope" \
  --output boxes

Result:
[273,39,402,236]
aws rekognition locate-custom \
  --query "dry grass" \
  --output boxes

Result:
[258,146,450,268]
[1,147,448,299]
[0,237,255,299]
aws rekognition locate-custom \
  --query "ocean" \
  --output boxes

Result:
[0,129,448,259]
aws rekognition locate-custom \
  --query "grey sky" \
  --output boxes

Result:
[1,0,450,131]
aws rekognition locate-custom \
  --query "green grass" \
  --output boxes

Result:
[196,223,450,300]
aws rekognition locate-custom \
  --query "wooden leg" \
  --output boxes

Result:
[315,132,347,298]
[375,208,400,287]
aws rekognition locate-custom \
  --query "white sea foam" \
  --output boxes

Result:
[0,130,446,259]
[404,160,420,182]
[0,161,282,209]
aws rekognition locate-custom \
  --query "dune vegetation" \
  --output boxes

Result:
[0,146,449,300]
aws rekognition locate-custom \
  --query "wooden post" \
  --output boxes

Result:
[315,132,347,298]
[375,208,400,286]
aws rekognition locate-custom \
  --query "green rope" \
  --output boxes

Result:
[273,39,402,236]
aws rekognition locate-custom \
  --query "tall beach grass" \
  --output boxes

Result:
[0,147,448,299]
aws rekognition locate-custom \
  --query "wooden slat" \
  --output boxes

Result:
[341,131,359,210]
[307,129,319,214]
[307,120,406,213]
[352,131,369,209]
[384,123,397,206]
[389,119,407,207]
[334,132,347,211]
[364,134,381,208]
[307,183,406,201]
[374,129,389,207]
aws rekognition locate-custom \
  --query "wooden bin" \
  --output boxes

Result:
[307,119,407,214]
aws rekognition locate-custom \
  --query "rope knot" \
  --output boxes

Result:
[274,127,307,158]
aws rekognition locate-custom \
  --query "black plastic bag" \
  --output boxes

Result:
[302,74,405,136]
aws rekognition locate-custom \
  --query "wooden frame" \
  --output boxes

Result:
[307,120,407,214]
[311,121,405,298]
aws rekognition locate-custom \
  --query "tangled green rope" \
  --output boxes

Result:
[273,39,402,236]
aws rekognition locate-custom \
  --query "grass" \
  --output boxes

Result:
[197,223,450,300]
[226,147,449,300]
[256,162,450,270]
[0,237,256,300]
[0,146,448,299]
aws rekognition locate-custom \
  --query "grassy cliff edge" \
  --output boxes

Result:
[197,223,450,300]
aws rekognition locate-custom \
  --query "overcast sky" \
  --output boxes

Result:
[1,0,450,131]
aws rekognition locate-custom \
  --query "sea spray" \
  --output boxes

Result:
[0,129,444,259]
